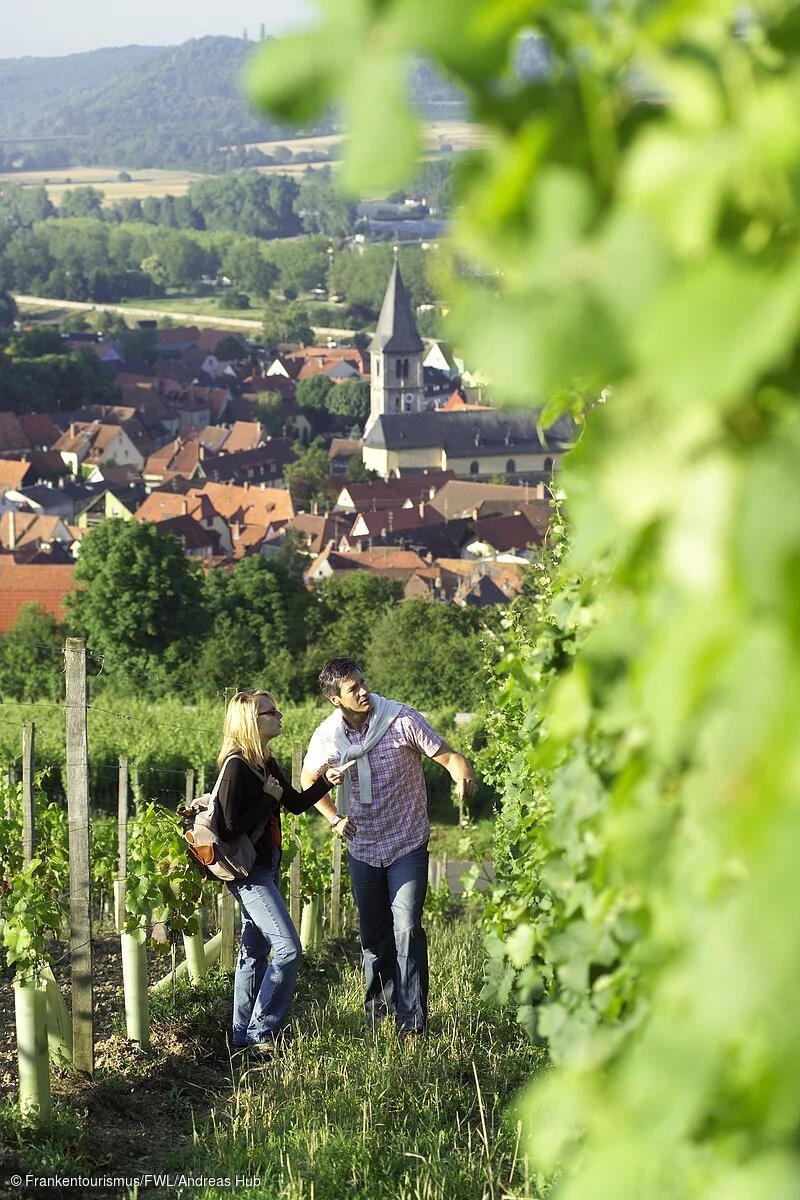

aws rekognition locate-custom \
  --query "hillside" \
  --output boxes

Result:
[0,37,307,172]
[0,37,467,174]
[0,44,166,135]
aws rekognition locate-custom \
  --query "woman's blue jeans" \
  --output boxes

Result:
[226,849,302,1046]
[348,842,429,1032]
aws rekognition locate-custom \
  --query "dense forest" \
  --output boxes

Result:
[0,36,468,173]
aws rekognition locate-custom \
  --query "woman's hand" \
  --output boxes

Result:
[263,775,283,800]
[325,760,356,787]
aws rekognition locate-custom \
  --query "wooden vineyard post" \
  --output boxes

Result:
[289,743,302,931]
[185,769,195,805]
[330,836,342,938]
[219,889,236,973]
[114,755,129,933]
[21,722,35,867]
[64,637,94,1074]
[130,763,142,816]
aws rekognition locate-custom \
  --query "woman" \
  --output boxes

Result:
[216,689,352,1056]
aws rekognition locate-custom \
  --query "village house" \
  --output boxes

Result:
[133,489,233,556]
[75,481,149,529]
[3,480,93,521]
[281,512,355,557]
[334,470,454,514]
[328,438,362,476]
[53,421,146,477]
[196,442,296,487]
[153,513,224,559]
[0,510,74,554]
[427,479,549,523]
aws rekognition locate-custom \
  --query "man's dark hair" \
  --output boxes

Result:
[319,658,364,700]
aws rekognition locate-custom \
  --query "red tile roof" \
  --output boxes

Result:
[0,563,77,633]
[221,421,264,454]
[0,460,35,491]
[155,326,201,345]
[18,414,61,449]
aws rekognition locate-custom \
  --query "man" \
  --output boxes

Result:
[301,657,476,1036]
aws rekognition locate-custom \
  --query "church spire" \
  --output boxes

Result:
[369,258,424,355]
[365,257,426,435]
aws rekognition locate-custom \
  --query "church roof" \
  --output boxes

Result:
[369,260,424,356]
[363,410,574,455]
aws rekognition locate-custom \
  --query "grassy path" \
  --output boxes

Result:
[0,915,545,1200]
[191,918,545,1200]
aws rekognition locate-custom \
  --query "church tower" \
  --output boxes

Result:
[365,256,425,435]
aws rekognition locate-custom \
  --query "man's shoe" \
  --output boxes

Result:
[247,1041,277,1059]
[248,1026,293,1058]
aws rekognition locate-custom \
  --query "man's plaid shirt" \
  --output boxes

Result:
[303,705,443,867]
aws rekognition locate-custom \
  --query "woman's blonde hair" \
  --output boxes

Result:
[217,690,270,770]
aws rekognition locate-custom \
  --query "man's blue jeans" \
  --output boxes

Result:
[348,842,429,1032]
[227,850,302,1046]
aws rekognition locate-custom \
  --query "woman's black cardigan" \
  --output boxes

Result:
[216,754,332,867]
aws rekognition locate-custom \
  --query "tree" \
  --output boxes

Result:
[0,182,54,228]
[295,374,334,411]
[253,393,288,437]
[8,328,66,357]
[344,455,378,483]
[65,521,207,693]
[307,572,403,666]
[194,556,311,698]
[262,236,330,294]
[151,232,208,288]
[116,326,157,363]
[365,599,488,712]
[0,604,64,702]
[327,244,431,313]
[213,334,248,361]
[327,379,370,424]
[261,300,314,347]
[59,187,105,219]
[283,438,336,511]
[0,290,17,330]
[220,240,279,299]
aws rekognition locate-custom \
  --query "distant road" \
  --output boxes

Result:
[12,294,357,339]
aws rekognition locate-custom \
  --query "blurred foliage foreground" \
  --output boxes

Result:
[247,2,800,1197]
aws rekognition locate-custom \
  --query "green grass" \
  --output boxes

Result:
[189,917,544,1200]
[0,919,546,1199]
